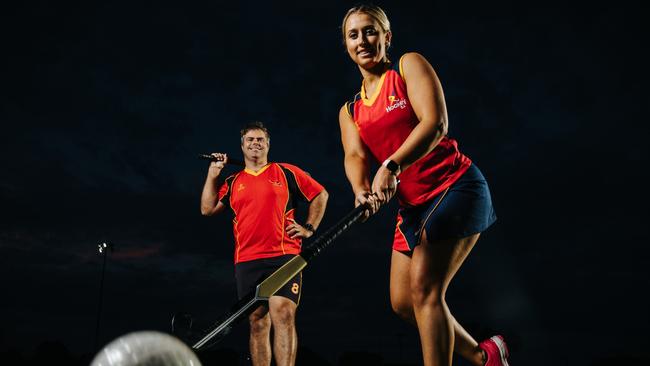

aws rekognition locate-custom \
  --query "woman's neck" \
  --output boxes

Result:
[359,60,389,81]
[360,60,389,96]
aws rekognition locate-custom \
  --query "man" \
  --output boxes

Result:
[200,121,328,366]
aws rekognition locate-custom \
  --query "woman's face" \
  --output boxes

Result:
[344,12,391,70]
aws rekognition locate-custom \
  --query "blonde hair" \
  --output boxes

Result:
[341,4,391,42]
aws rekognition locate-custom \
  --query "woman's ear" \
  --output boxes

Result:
[385,30,393,48]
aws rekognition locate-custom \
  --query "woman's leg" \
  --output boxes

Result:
[390,249,485,366]
[409,232,481,366]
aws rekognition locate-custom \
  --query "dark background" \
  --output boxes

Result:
[1,1,648,365]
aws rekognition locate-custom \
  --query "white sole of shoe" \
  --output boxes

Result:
[490,336,510,366]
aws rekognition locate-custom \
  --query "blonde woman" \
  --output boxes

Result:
[338,5,509,366]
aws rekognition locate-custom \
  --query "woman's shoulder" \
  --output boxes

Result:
[394,52,436,82]
[398,52,431,69]
[340,92,362,119]
[391,52,429,79]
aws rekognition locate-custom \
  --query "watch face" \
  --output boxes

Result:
[386,160,399,173]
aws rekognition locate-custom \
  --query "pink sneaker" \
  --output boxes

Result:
[479,335,510,366]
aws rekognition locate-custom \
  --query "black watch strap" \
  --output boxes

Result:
[304,223,315,233]
[382,159,401,175]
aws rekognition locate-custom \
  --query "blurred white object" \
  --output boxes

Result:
[91,331,202,366]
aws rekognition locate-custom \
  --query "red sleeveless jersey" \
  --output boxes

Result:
[217,163,324,263]
[345,55,472,207]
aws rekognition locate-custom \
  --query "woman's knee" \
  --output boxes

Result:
[391,301,412,320]
[409,278,445,307]
[390,292,413,320]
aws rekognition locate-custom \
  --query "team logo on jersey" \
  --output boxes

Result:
[237,183,246,191]
[268,179,282,187]
[387,91,408,113]
[386,97,408,113]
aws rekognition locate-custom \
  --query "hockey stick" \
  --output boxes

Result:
[198,154,245,167]
[191,204,367,351]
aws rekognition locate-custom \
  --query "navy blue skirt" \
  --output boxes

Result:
[394,164,497,251]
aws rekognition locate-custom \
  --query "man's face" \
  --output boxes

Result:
[241,129,269,161]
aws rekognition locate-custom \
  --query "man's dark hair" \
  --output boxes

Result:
[240,121,270,142]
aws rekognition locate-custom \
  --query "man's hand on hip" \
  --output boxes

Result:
[286,218,314,239]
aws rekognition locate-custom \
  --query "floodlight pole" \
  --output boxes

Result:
[94,242,113,351]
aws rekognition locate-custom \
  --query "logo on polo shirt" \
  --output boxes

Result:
[237,183,246,191]
[268,179,282,187]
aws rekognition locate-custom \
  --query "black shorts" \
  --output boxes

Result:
[394,163,497,251]
[234,254,302,304]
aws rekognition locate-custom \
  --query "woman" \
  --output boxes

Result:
[338,5,510,366]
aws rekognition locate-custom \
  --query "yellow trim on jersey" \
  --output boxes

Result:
[227,172,242,207]
[360,71,387,107]
[244,163,272,176]
[220,179,231,201]
[398,54,406,81]
[277,167,291,255]
[344,102,352,118]
[279,212,286,255]
[233,218,241,263]
[280,208,296,255]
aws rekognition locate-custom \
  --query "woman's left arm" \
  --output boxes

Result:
[371,52,449,203]
[389,52,448,169]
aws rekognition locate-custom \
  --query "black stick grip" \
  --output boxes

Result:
[302,205,366,261]
[198,154,245,167]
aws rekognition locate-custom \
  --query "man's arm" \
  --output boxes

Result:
[305,190,329,230]
[201,153,228,216]
[286,189,329,239]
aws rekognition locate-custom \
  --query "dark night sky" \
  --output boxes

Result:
[1,1,649,365]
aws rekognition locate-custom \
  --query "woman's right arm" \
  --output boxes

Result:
[339,105,379,214]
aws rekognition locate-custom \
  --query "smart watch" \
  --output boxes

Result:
[304,223,316,233]
[382,159,401,175]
